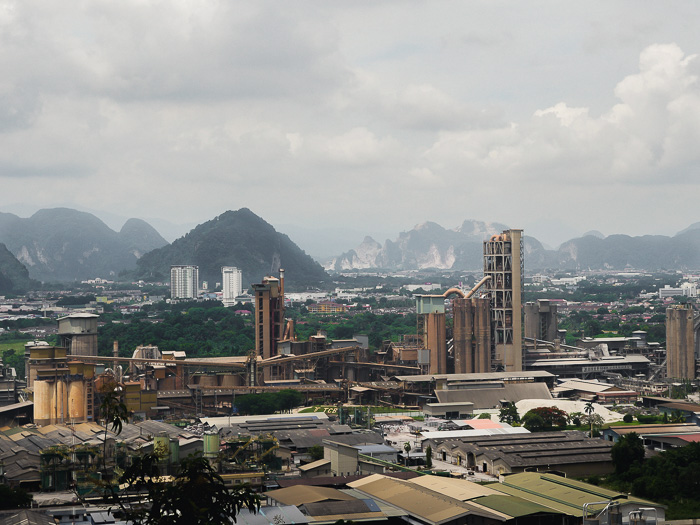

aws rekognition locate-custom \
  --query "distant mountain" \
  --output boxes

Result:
[135,208,329,289]
[0,243,36,294]
[325,220,510,271]
[582,230,605,239]
[0,208,168,282]
[326,221,700,272]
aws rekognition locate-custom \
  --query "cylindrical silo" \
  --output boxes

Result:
[68,381,86,422]
[34,380,52,425]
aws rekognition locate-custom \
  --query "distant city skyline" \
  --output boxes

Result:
[1,3,700,251]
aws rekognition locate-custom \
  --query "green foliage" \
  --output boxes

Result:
[426,445,433,469]
[637,414,660,424]
[98,305,255,358]
[307,445,324,461]
[110,451,260,525]
[234,390,303,415]
[477,413,492,419]
[498,404,520,425]
[522,407,568,432]
[607,442,700,519]
[0,484,32,509]
[623,414,634,423]
[55,294,97,306]
[1,347,26,378]
[611,432,645,478]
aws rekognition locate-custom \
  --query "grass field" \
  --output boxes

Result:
[0,338,32,354]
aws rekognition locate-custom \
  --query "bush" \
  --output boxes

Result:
[623,414,634,423]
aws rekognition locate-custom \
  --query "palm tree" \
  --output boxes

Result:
[584,402,594,438]
[403,442,411,466]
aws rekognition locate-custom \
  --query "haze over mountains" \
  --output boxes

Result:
[2,206,700,293]
[327,222,700,273]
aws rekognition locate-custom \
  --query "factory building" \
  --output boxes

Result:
[29,346,95,426]
[453,296,491,374]
[253,270,286,382]
[57,313,99,356]
[221,266,243,307]
[170,265,199,300]
[484,229,524,372]
[666,304,696,380]
[524,299,557,342]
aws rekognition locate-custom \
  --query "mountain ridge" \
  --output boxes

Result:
[135,208,329,289]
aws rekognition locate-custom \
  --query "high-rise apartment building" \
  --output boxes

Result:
[221,266,243,307]
[170,265,199,300]
[484,229,523,372]
[666,304,696,380]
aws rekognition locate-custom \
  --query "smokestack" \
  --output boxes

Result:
[279,268,285,301]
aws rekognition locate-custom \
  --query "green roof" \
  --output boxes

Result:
[486,473,662,517]
[473,494,564,517]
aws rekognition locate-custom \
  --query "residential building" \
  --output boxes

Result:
[170,265,199,300]
[221,266,243,307]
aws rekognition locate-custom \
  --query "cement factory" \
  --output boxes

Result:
[0,228,696,525]
[4,228,695,430]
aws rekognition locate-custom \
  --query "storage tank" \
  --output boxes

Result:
[198,375,217,387]
[68,381,86,421]
[34,380,52,425]
[169,438,180,464]
[153,434,171,462]
[203,432,220,460]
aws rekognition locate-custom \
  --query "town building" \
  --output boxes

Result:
[221,266,243,307]
[170,265,199,300]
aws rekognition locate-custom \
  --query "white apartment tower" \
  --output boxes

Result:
[222,266,243,307]
[170,265,199,300]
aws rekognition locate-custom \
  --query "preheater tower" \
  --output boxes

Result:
[484,229,523,372]
[666,304,696,380]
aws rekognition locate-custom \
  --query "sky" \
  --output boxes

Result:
[2,1,700,256]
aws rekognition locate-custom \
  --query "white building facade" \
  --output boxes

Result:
[221,266,243,307]
[170,265,199,300]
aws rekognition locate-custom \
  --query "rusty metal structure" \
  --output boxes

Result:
[484,229,524,372]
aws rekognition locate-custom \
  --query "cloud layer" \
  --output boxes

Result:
[1,2,700,248]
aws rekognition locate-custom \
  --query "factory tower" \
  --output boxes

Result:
[484,229,523,372]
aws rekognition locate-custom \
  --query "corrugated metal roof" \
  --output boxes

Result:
[473,494,565,517]
[267,485,356,506]
[408,475,501,500]
[348,474,500,524]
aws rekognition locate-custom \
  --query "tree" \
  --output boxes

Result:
[426,445,433,469]
[522,407,568,432]
[623,413,634,423]
[498,404,520,425]
[584,402,594,438]
[403,442,411,466]
[110,451,260,525]
[99,382,130,472]
[0,484,32,509]
[478,413,492,419]
[611,432,645,478]
[307,445,324,462]
[99,384,259,525]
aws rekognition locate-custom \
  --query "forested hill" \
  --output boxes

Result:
[0,208,168,282]
[135,208,329,289]
[0,242,37,293]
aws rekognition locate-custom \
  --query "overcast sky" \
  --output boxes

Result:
[2,1,700,254]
